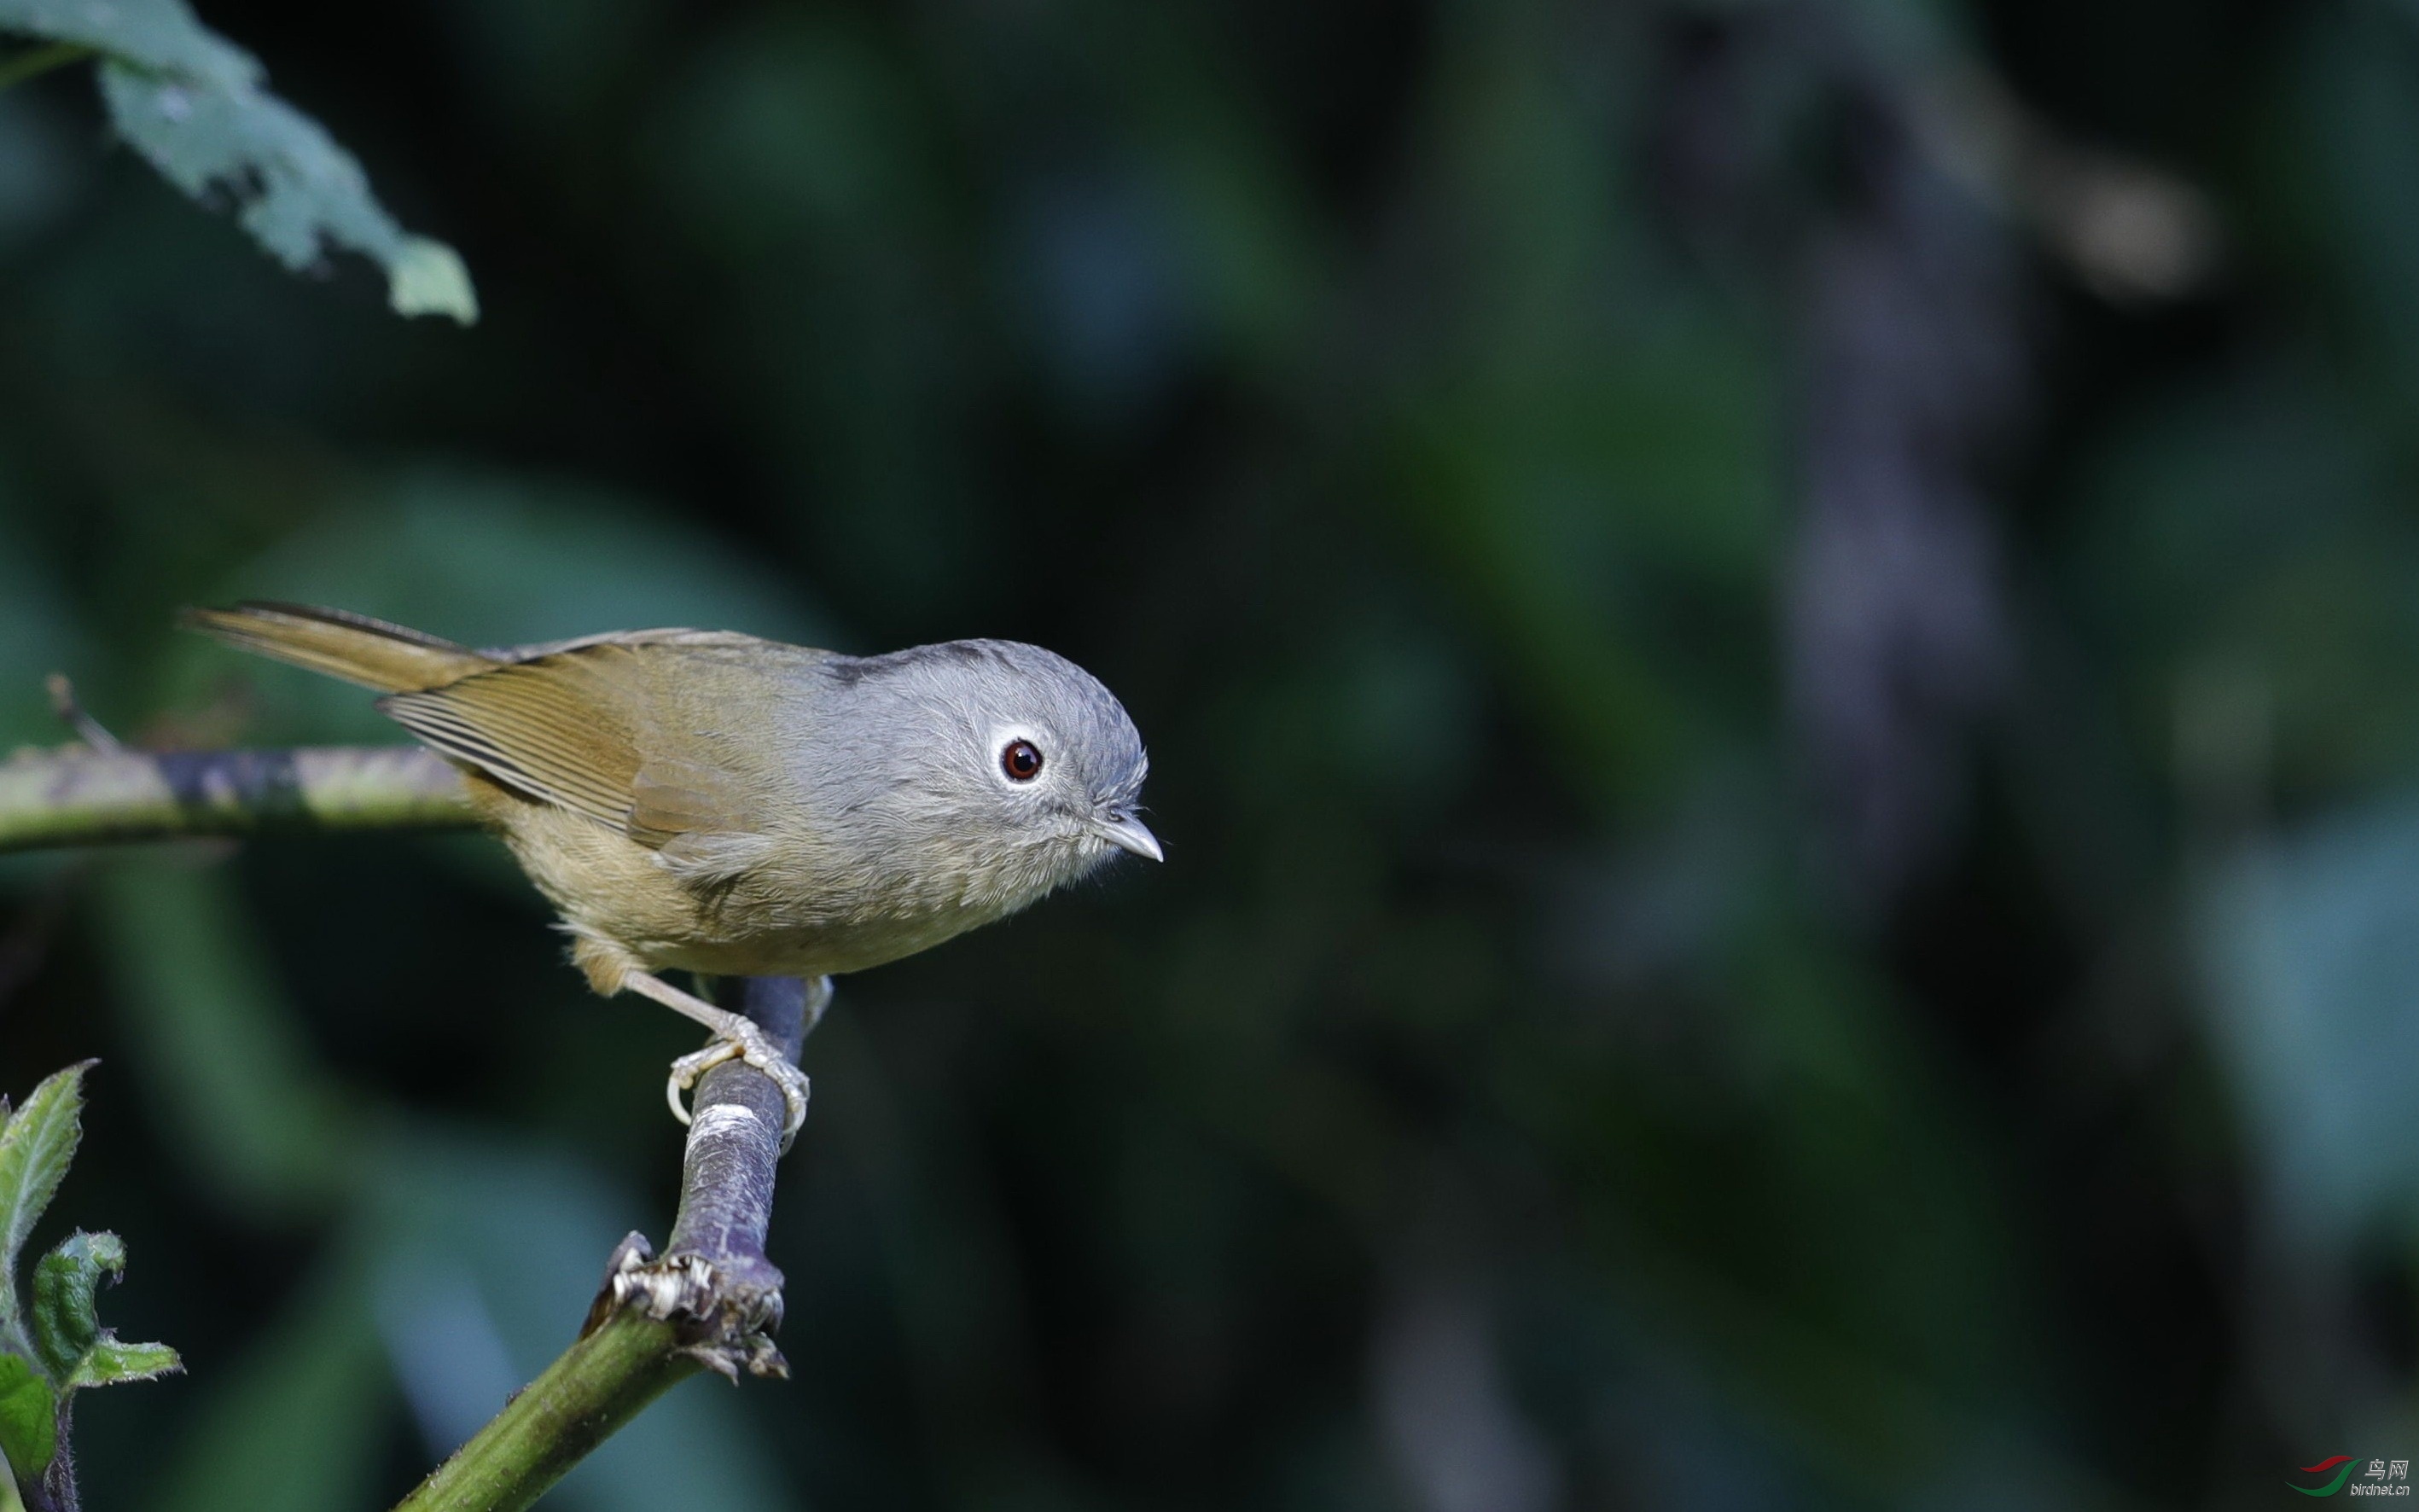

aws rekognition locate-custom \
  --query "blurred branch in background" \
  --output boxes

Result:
[1788,56,2022,912]
[1914,66,2221,305]
[1652,3,2218,910]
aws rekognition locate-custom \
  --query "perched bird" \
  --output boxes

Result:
[182,602,1160,1145]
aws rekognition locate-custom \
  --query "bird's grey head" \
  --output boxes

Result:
[821,640,1158,902]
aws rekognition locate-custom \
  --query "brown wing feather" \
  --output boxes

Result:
[375,637,774,869]
[377,650,644,830]
[193,605,791,883]
[181,602,495,693]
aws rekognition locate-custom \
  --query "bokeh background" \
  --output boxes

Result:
[1,0,2414,1506]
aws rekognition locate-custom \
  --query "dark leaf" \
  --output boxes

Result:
[0,1354,51,1483]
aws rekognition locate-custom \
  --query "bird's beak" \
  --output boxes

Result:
[1094,811,1164,863]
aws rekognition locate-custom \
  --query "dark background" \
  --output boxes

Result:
[1,0,2413,1506]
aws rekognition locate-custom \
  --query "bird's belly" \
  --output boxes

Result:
[486,788,1015,983]
[652,907,996,980]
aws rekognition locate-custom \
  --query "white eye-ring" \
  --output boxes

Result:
[1001,737,1044,782]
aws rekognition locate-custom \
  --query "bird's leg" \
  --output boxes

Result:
[621,969,812,1150]
[800,973,833,1038]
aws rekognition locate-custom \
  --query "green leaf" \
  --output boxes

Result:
[71,1336,181,1389]
[96,62,479,323]
[0,1064,89,1346]
[32,1230,180,1389]
[0,0,477,323]
[0,1356,52,1481]
[385,236,479,323]
[0,1071,177,1501]
[0,0,253,89]
[26,1231,112,1381]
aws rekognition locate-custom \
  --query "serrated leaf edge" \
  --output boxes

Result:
[67,1338,180,1390]
[0,1063,91,1348]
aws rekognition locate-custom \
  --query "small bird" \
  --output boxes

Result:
[183,602,1160,1146]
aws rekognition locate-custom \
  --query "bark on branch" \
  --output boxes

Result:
[0,745,475,852]
[393,975,823,1512]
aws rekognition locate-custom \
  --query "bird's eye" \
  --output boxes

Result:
[1001,738,1044,782]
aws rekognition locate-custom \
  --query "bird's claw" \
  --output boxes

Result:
[666,1020,811,1154]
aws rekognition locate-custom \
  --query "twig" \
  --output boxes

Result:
[0,745,476,852]
[391,974,824,1512]
[43,676,121,754]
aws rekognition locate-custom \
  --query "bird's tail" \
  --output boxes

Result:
[179,602,497,694]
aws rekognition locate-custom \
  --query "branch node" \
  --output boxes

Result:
[585,1230,788,1382]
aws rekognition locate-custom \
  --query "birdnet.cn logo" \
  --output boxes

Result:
[2290,1457,2411,1497]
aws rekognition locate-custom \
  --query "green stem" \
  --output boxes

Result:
[0,44,94,95]
[391,1311,700,1512]
[392,977,815,1511]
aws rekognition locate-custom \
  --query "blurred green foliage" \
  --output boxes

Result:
[0,0,476,323]
[0,0,2414,1508]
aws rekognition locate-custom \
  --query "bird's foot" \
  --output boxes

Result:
[666,1017,812,1153]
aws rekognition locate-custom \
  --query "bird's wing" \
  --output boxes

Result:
[377,648,648,829]
[376,633,788,881]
